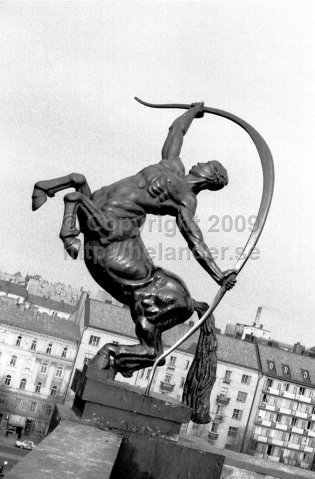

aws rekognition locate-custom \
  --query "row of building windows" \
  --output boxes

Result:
[265,378,314,398]
[266,361,311,383]
[223,370,252,385]
[4,373,62,395]
[7,358,64,377]
[15,336,68,357]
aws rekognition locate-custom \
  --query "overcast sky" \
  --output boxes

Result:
[0,1,314,347]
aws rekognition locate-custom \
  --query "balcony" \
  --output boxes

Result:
[208,431,219,440]
[296,394,311,404]
[301,445,314,453]
[254,434,268,443]
[216,395,230,405]
[160,381,174,392]
[282,391,295,400]
[265,404,276,412]
[222,378,231,384]
[214,414,224,422]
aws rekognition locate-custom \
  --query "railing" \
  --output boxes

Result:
[160,381,175,392]
[214,414,224,422]
[216,395,230,405]
[208,431,219,440]
[223,378,231,384]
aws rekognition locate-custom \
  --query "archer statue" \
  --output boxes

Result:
[32,100,237,423]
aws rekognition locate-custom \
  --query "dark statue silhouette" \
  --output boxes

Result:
[32,101,244,423]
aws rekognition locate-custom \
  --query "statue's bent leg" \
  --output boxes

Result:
[32,173,91,211]
[96,269,195,376]
[60,192,107,259]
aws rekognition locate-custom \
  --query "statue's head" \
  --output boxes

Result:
[189,160,228,190]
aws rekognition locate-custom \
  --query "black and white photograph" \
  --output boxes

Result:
[0,1,314,478]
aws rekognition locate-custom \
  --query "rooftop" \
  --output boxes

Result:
[0,303,81,342]
[257,343,315,387]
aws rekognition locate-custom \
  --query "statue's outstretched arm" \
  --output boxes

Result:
[177,205,236,290]
[161,102,204,160]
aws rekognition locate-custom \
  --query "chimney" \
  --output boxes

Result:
[253,306,262,327]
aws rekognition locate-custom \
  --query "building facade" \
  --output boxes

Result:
[243,343,315,470]
[0,302,80,435]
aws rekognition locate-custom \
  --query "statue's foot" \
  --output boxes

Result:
[64,237,81,259]
[89,352,110,370]
[32,188,48,211]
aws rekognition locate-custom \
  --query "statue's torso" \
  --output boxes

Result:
[92,160,192,223]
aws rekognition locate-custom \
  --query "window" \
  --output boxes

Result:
[220,387,228,397]
[241,375,251,385]
[19,378,26,390]
[267,360,276,373]
[61,347,68,358]
[145,369,151,380]
[301,369,310,383]
[40,362,48,374]
[237,391,247,403]
[84,353,94,365]
[165,374,172,384]
[275,413,282,423]
[139,369,145,379]
[223,370,232,383]
[4,375,11,386]
[266,378,273,389]
[46,405,52,416]
[281,364,291,377]
[50,386,57,396]
[55,366,63,378]
[16,335,22,346]
[299,387,306,396]
[232,409,243,420]
[30,402,37,412]
[10,355,17,366]
[180,377,185,388]
[46,343,52,354]
[185,360,190,370]
[262,393,268,403]
[228,427,238,438]
[225,443,232,450]
[169,356,176,366]
[89,335,100,347]
[284,383,290,391]
[216,405,224,415]
[15,398,22,409]
[31,339,37,351]
[35,382,42,393]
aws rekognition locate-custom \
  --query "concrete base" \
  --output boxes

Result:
[72,366,192,440]
[5,405,315,479]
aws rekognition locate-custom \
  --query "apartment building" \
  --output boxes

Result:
[243,343,315,470]
[0,302,80,434]
[187,335,260,452]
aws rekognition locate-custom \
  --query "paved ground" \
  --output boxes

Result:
[0,433,42,474]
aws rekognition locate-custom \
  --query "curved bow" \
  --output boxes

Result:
[134,98,275,395]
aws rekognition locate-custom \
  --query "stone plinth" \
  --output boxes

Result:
[72,365,191,440]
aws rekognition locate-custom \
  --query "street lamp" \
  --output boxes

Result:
[0,460,8,477]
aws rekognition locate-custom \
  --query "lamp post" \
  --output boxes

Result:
[0,460,8,478]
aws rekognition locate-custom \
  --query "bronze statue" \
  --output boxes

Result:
[32,98,274,424]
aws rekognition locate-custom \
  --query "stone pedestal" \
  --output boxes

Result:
[71,365,191,440]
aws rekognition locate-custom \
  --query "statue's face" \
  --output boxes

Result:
[189,161,228,190]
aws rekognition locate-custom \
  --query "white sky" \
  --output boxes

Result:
[0,1,314,346]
